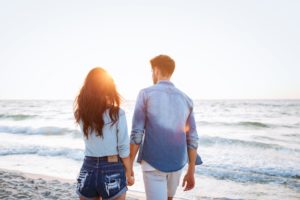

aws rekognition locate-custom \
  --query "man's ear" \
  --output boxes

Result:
[153,67,161,77]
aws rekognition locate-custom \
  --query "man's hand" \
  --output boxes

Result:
[131,167,134,177]
[128,143,139,186]
[182,169,195,191]
[182,147,197,191]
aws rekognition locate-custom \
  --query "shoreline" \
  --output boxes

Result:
[0,168,145,200]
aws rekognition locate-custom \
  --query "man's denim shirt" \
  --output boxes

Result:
[130,80,202,172]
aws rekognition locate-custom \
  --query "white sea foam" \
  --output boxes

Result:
[0,145,84,161]
[0,125,80,135]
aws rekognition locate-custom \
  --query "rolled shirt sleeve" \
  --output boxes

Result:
[117,112,130,158]
[130,90,146,145]
[186,108,199,150]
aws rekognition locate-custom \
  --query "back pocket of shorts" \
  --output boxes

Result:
[101,168,126,198]
[76,169,92,191]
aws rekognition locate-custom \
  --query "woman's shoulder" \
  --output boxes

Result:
[103,107,126,119]
[118,108,126,117]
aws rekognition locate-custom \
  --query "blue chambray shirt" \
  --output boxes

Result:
[130,80,202,172]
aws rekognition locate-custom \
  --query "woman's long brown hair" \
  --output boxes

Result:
[74,67,120,138]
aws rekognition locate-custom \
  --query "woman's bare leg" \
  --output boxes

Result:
[114,193,126,200]
[79,197,102,200]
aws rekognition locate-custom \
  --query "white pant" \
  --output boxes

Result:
[141,161,182,200]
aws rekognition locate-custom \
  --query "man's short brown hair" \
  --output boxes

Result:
[150,55,175,76]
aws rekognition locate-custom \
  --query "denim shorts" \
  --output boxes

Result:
[76,156,127,200]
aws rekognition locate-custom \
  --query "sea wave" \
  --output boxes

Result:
[0,114,38,121]
[196,120,299,129]
[3,144,298,182]
[238,121,269,128]
[218,101,300,108]
[197,121,270,128]
[199,136,300,153]
[0,125,80,136]
[198,164,300,191]
[284,133,300,138]
[0,146,84,161]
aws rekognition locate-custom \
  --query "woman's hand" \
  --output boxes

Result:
[120,156,135,186]
[126,171,135,186]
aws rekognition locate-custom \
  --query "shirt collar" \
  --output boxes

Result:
[157,80,174,86]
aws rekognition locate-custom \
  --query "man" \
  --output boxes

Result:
[130,54,202,200]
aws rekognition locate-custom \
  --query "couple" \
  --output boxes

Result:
[74,55,202,200]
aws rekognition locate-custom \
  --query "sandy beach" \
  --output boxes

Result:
[0,169,145,200]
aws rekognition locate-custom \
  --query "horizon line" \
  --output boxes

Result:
[0,98,300,101]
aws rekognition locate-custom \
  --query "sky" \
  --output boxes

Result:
[0,0,299,100]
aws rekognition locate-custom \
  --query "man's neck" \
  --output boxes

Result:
[157,76,170,82]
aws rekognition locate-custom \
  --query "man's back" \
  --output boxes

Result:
[144,81,192,131]
[131,80,198,172]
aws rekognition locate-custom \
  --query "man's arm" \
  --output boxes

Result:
[182,148,197,191]
[129,90,146,176]
[129,143,140,176]
[182,107,199,191]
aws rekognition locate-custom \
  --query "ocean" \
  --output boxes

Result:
[0,100,299,200]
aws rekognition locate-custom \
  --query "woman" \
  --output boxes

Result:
[74,67,134,200]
